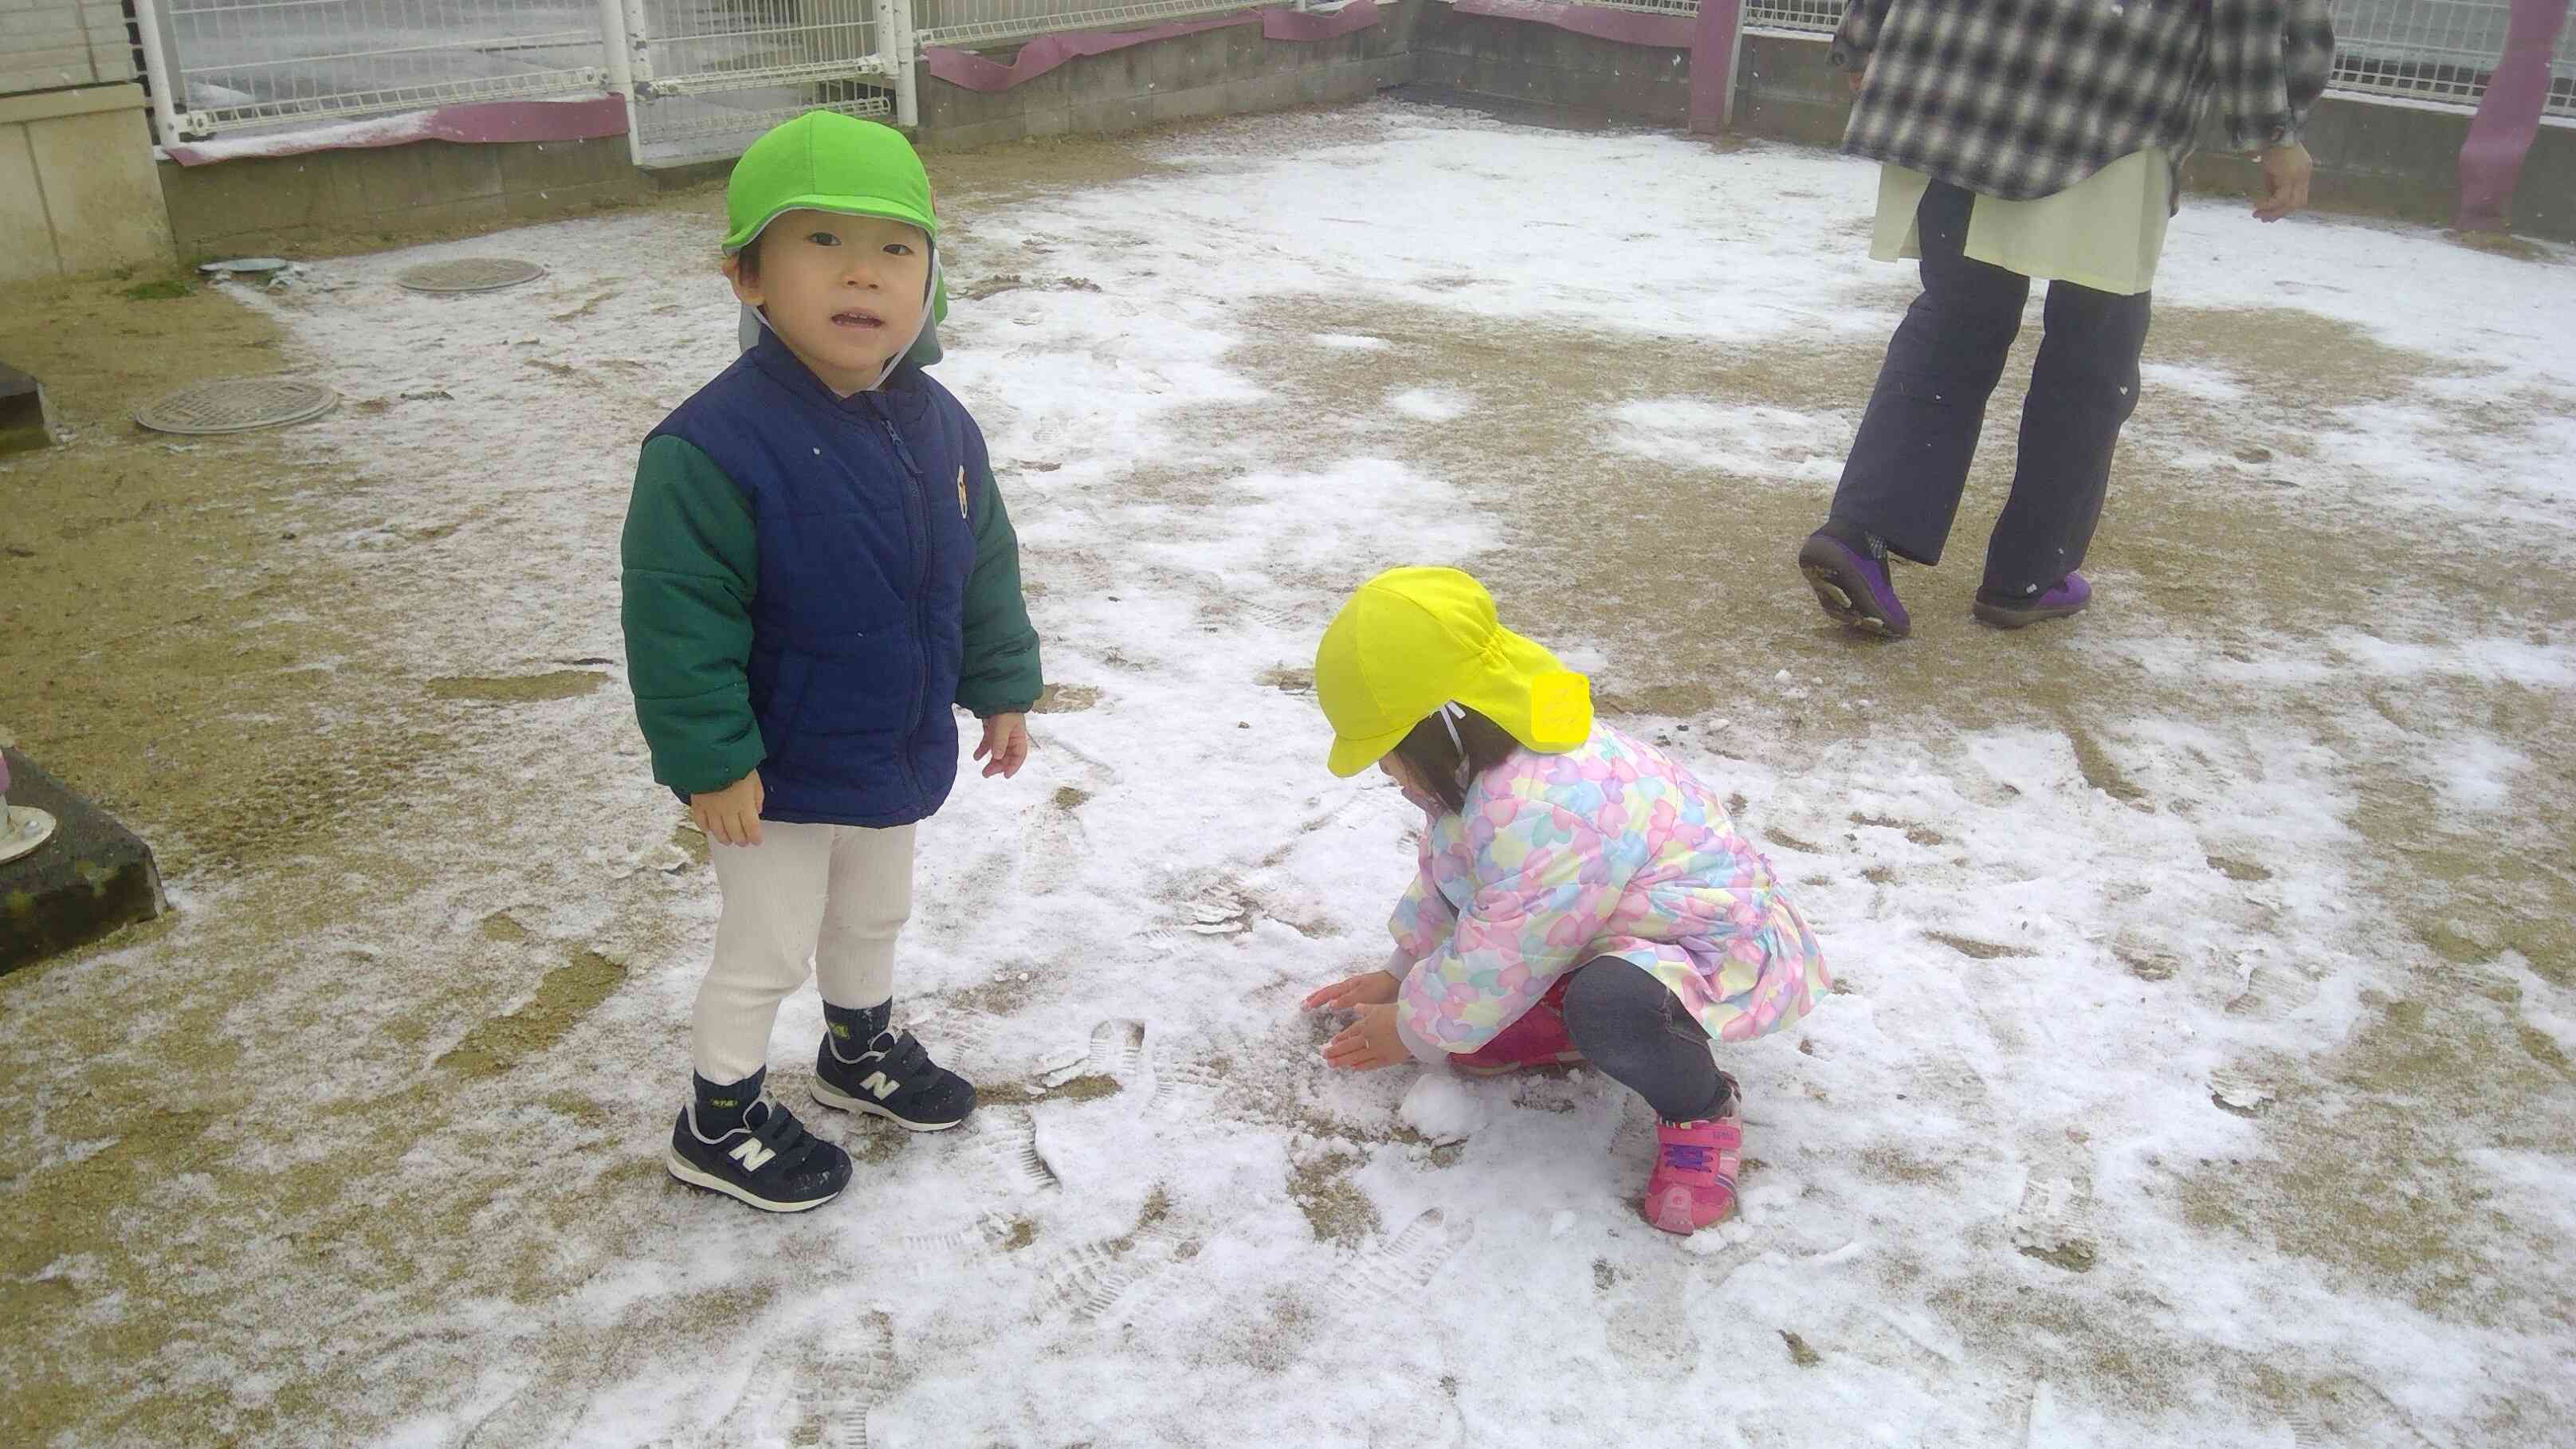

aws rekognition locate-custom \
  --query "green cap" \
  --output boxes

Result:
[723,111,937,254]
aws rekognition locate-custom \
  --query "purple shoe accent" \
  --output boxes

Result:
[1973,572,2092,629]
[1797,530,1911,638]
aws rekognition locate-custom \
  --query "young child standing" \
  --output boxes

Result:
[621,113,1043,1214]
[1301,567,1831,1233]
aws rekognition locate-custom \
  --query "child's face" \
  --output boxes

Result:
[728,210,930,396]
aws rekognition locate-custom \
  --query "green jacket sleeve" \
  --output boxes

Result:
[621,436,766,795]
[956,460,1044,717]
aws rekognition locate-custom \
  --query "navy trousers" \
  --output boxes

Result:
[1828,180,2155,599]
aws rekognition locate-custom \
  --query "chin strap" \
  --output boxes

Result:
[870,246,940,391]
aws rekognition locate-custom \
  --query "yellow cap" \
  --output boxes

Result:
[1314,567,1594,777]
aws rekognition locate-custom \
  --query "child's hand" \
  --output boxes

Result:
[690,771,764,846]
[1302,970,1400,1012]
[976,713,1032,779]
[1321,1004,1409,1072]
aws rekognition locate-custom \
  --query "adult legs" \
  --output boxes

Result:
[1981,279,2155,598]
[1827,181,2033,567]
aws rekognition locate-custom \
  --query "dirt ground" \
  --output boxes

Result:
[2,112,2571,1447]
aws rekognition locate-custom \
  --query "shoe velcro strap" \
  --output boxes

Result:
[749,1105,815,1168]
[1662,1143,1717,1175]
[870,1031,933,1081]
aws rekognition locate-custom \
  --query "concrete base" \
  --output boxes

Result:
[1413,1,1690,124]
[0,84,176,285]
[1,749,168,976]
[158,134,650,260]
[914,5,1423,150]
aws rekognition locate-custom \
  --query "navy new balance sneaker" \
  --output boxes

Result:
[814,1027,977,1132]
[666,1094,852,1213]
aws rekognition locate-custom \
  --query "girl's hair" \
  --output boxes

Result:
[1389,703,1521,815]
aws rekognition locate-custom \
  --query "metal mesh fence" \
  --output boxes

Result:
[626,0,896,164]
[638,0,883,95]
[137,0,2576,147]
[1742,0,1839,33]
[155,0,607,132]
[2330,0,2576,117]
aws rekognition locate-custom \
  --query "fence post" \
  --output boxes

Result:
[619,0,658,166]
[127,0,187,145]
[598,0,641,165]
[1687,0,1744,134]
[878,0,919,129]
[2457,0,2571,230]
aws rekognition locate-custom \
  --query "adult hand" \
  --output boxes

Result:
[1321,1004,1410,1071]
[1847,62,1867,96]
[976,713,1033,779]
[691,771,764,846]
[1302,969,1400,1012]
[2255,143,2312,222]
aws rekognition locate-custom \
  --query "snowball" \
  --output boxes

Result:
[1400,1074,1488,1145]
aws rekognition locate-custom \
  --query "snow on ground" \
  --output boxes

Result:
[26,102,2576,1446]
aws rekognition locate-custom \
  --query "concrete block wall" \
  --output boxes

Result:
[1,82,172,283]
[915,2,1423,150]
[156,133,650,257]
[1411,2,1688,123]
[1,0,135,94]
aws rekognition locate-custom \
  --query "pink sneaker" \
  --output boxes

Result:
[1452,975,1585,1078]
[1639,1078,1742,1235]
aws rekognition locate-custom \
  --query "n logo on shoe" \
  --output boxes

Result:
[728,1137,777,1172]
[860,1071,900,1101]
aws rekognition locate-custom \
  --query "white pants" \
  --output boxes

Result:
[693,820,917,1084]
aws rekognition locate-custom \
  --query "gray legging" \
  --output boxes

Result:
[1561,959,1733,1124]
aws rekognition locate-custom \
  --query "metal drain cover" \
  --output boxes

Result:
[135,378,339,435]
[397,257,547,294]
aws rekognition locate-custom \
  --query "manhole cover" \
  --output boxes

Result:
[396,257,547,294]
[135,378,338,435]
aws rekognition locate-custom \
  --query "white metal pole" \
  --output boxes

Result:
[878,0,918,130]
[597,0,642,167]
[128,0,187,144]
[618,0,656,166]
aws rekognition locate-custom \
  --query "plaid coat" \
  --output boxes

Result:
[1832,0,2335,202]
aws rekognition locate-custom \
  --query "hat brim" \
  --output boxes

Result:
[1326,722,1413,779]
[722,198,937,254]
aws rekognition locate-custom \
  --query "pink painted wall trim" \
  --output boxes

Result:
[163,96,629,167]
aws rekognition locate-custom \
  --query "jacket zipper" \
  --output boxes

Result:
[878,410,933,806]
